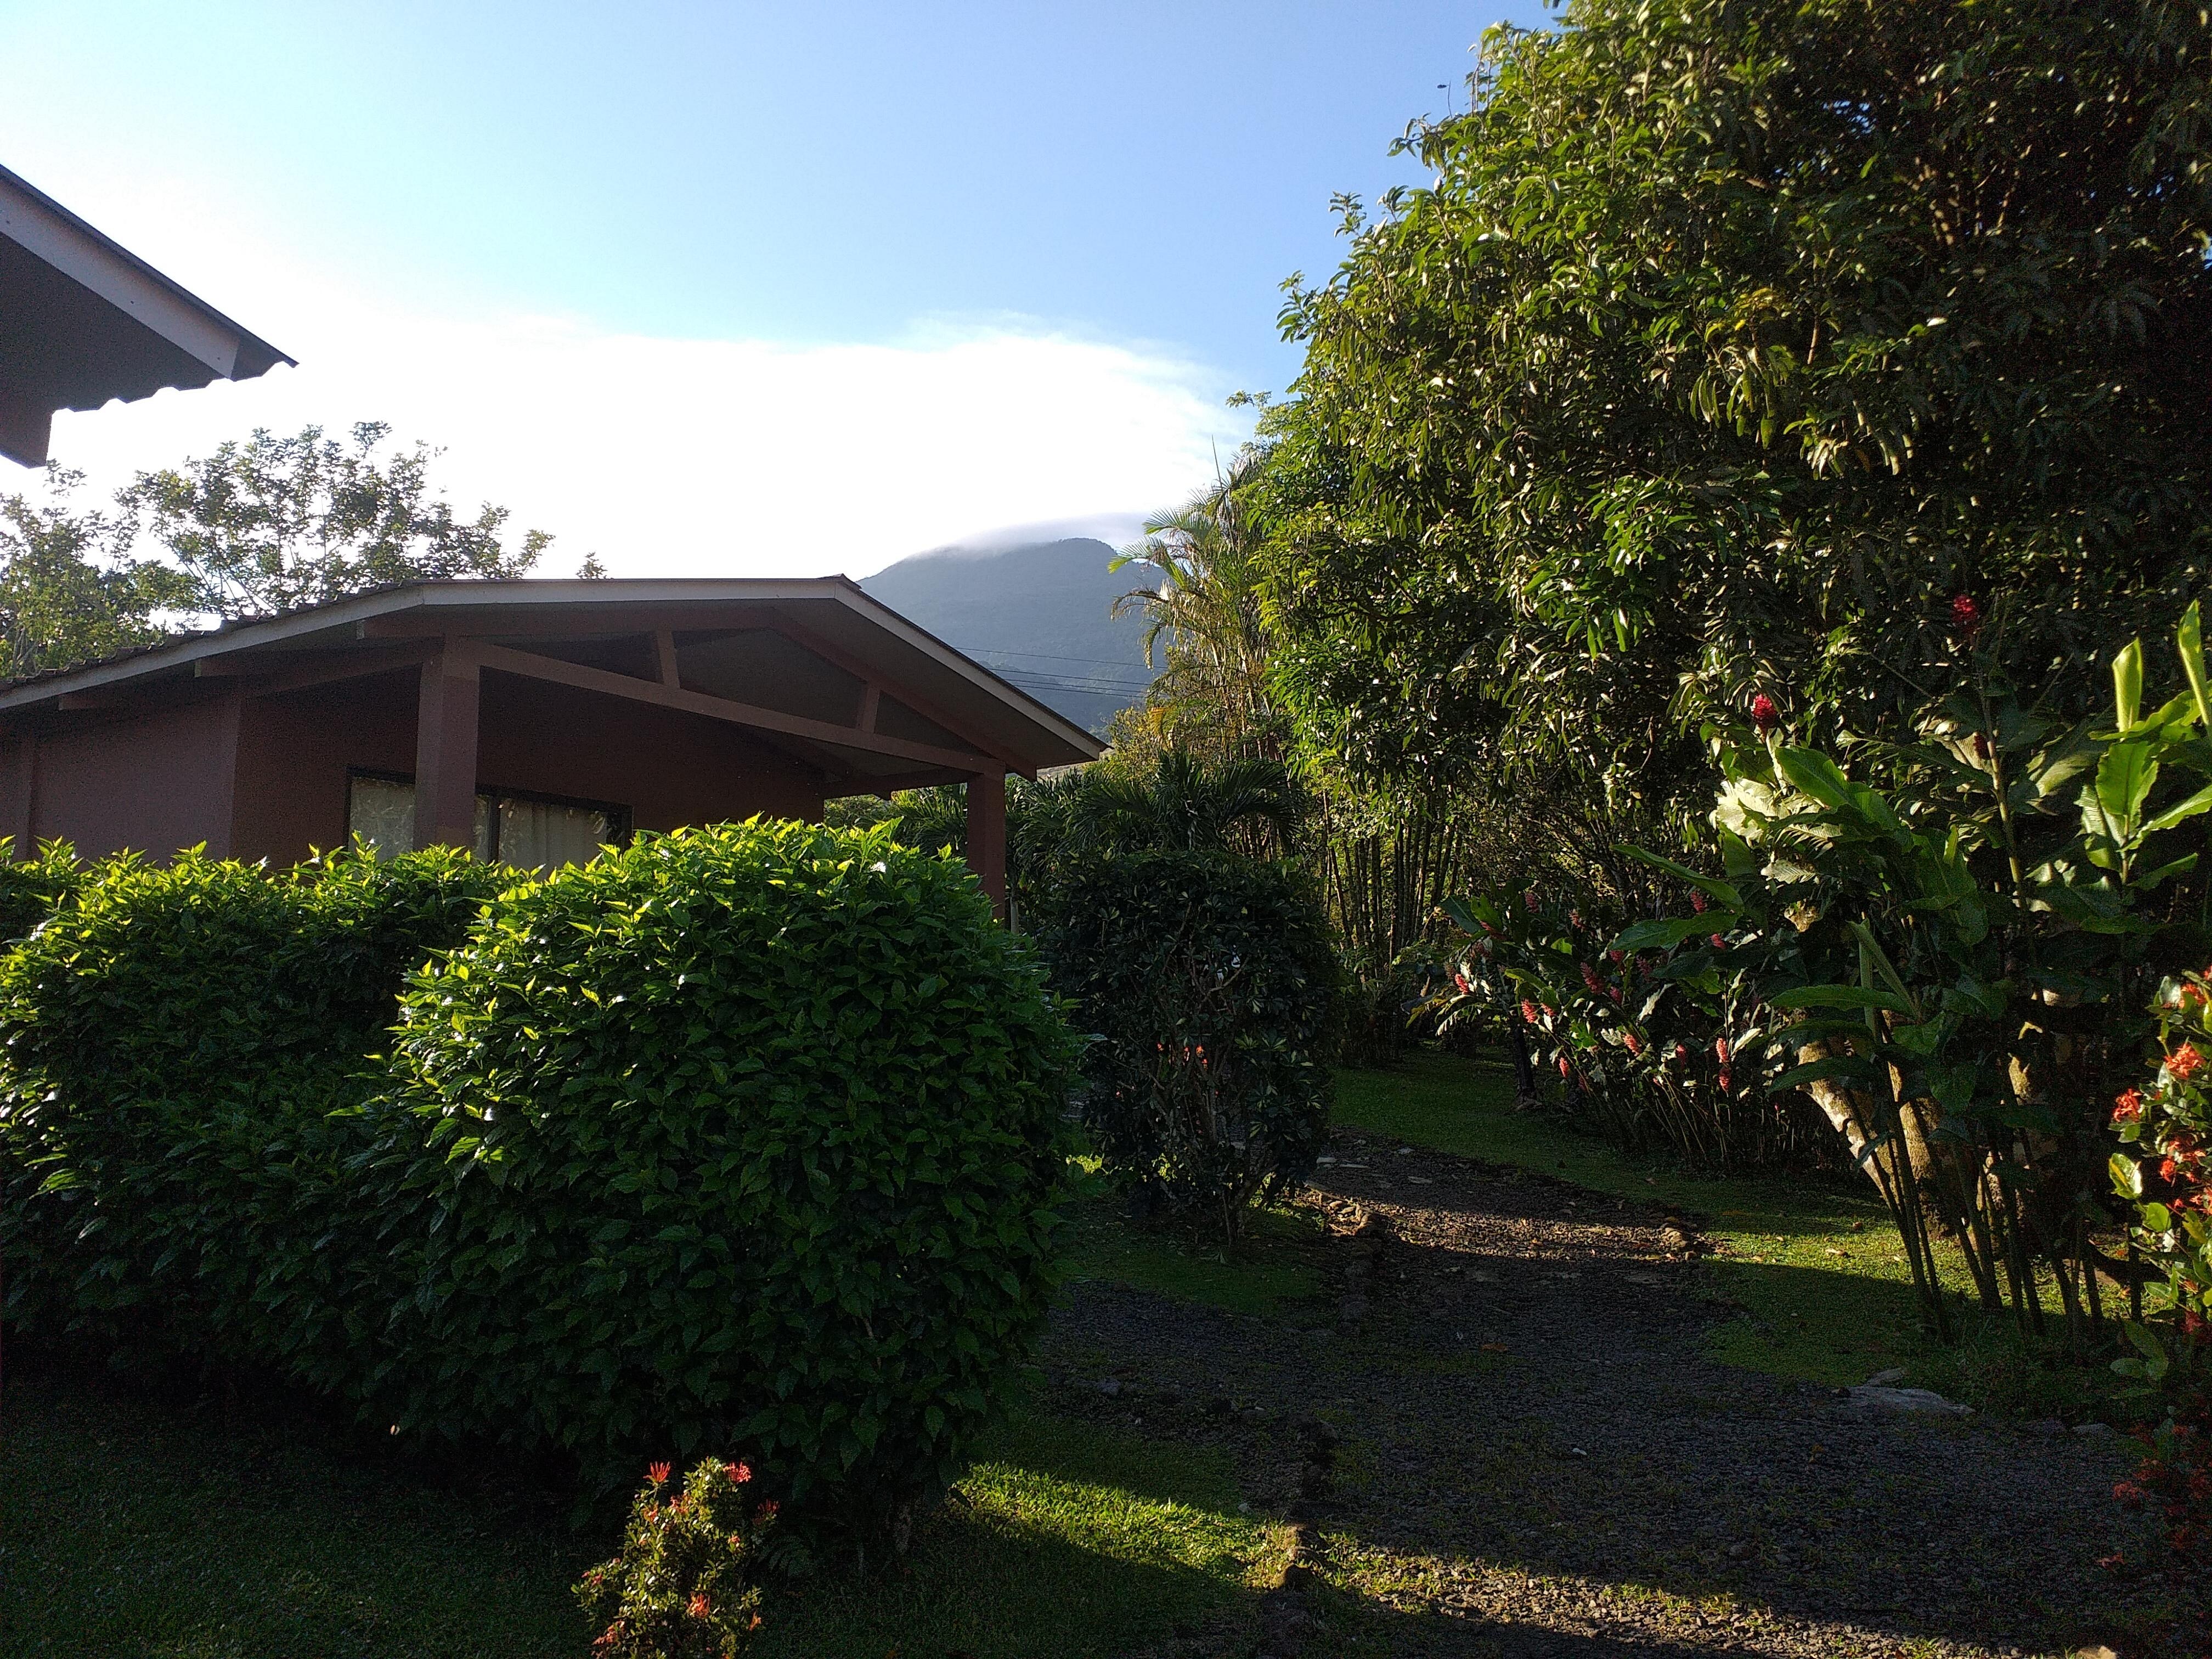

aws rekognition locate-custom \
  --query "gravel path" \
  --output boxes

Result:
[1040,1128,2162,1658]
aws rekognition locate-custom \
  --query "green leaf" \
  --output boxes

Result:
[1617,845,1741,910]
[2095,742,2159,836]
[1766,984,1909,1013]
[2180,601,2211,727]
[2114,637,2145,731]
[2112,1152,2145,1198]
[1611,917,1723,952]
[1771,748,1903,834]
[2142,782,2212,836]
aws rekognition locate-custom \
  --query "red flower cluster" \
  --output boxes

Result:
[1950,592,1982,642]
[725,1460,752,1485]
[1690,889,1708,914]
[2115,1088,2146,1125]
[2171,1044,2205,1082]
[1623,1032,1644,1057]
[647,1462,671,1486]
[1581,961,1604,992]
[1520,998,1540,1025]
[1751,693,1780,734]
[687,1592,712,1621]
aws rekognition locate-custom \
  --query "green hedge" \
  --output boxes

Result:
[1041,850,1340,1242]
[363,821,1076,1521]
[0,821,1076,1532]
[0,845,504,1367]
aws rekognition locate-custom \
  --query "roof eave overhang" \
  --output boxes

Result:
[0,579,1107,771]
[0,162,295,466]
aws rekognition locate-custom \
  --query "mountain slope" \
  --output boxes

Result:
[859,537,1161,736]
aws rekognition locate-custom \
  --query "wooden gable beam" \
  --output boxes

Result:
[459,640,1002,775]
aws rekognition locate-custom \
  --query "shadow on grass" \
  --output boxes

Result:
[758,1410,1279,1658]
[1062,1186,1331,1318]
[1,1355,1278,1659]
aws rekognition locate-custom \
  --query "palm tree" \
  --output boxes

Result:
[1111,447,1280,761]
[1075,749,1307,860]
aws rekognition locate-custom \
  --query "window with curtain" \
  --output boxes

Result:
[347,772,622,870]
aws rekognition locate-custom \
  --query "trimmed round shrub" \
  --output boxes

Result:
[1041,850,1341,1243]
[362,819,1077,1526]
[0,844,505,1366]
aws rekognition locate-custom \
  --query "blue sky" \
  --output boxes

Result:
[4,2,1551,574]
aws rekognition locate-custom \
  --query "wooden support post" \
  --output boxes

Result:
[413,649,482,851]
[966,770,1007,921]
[1,732,35,858]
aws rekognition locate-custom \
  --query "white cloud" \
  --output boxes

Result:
[19,206,1248,580]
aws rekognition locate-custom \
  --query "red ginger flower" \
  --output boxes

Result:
[1950,592,1982,641]
[647,1461,670,1486]
[1455,972,1472,994]
[1521,998,1539,1024]
[1581,961,1603,992]
[726,1460,752,1485]
[1710,933,1727,950]
[1623,1032,1643,1057]
[1714,1036,1731,1063]
[2171,1044,2205,1081]
[1558,1056,1571,1078]
[1690,889,1708,913]
[1522,889,1538,912]
[1750,693,1780,734]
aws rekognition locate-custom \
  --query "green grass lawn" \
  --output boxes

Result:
[1,1364,1279,1659]
[1335,1046,2120,1417]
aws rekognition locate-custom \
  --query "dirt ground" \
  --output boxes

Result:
[1040,1127,2172,1659]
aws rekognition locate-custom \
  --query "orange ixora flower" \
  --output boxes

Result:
[647,1462,671,1486]
[726,1460,752,1485]
[687,1591,712,1620]
[2170,1045,2205,1082]
[2115,1088,2146,1124]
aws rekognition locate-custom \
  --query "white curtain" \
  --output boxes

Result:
[347,776,416,860]
[348,778,497,861]
[498,798,611,870]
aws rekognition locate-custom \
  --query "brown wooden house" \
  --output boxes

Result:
[0,579,1103,909]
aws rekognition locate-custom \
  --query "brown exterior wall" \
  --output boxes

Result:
[227,664,826,866]
[19,691,244,859]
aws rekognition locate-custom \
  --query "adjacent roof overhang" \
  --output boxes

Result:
[0,578,1105,786]
[0,162,294,467]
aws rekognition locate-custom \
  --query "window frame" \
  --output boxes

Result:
[345,767,633,862]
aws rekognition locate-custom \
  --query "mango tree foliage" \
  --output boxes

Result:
[1270,0,2212,805]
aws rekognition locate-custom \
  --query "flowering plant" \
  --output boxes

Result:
[575,1457,777,1658]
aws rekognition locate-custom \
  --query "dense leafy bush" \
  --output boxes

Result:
[577,1458,777,1658]
[0,844,503,1364]
[363,820,1077,1525]
[1,822,1075,1539]
[1043,851,1339,1243]
[0,839,83,944]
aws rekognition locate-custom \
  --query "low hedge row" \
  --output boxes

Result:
[0,821,1077,1528]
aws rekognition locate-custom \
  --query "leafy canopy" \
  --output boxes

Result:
[1267,0,2212,805]
[119,421,549,617]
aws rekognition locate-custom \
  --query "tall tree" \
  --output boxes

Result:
[1270,0,2212,809]
[0,473,195,681]
[119,421,550,618]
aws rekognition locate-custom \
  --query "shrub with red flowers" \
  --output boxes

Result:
[1438,879,1829,1171]
[576,1457,776,1659]
[2110,967,2212,1580]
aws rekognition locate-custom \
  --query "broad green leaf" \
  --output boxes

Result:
[1617,845,1742,909]
[1766,984,1909,1013]
[1611,916,1724,952]
[2112,1151,2145,1198]
[1771,747,1903,834]
[2142,782,2212,836]
[2181,601,2211,727]
[2095,741,2159,835]
[2113,637,2144,730]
